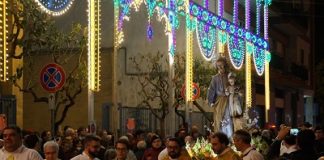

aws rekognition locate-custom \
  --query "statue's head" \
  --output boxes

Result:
[228,72,236,86]
[215,57,228,74]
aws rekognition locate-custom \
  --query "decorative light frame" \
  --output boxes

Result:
[33,0,75,16]
[88,0,101,91]
[0,0,8,81]
[113,0,272,108]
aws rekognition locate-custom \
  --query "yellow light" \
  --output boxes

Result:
[88,0,101,91]
[218,31,226,57]
[185,18,193,102]
[132,0,143,11]
[0,0,8,82]
[265,62,270,122]
[245,44,252,108]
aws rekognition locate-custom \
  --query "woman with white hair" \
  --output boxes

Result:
[43,141,60,160]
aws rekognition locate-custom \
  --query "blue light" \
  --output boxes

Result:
[253,47,265,75]
[245,32,251,41]
[228,35,245,69]
[37,0,73,12]
[147,24,153,41]
[230,25,235,34]
[221,20,227,30]
[196,21,217,60]
[188,1,269,50]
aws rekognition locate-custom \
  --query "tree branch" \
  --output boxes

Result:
[12,81,48,103]
[55,84,82,126]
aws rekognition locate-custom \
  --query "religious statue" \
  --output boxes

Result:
[207,57,233,137]
[225,72,244,131]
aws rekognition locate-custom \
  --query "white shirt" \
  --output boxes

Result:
[279,141,298,156]
[0,145,43,160]
[71,152,100,160]
[158,148,168,160]
[242,147,264,160]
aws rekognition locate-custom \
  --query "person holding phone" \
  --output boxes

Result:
[267,125,318,160]
[266,125,293,159]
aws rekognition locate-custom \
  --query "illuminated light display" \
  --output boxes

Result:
[218,0,223,17]
[186,29,193,102]
[228,36,245,69]
[189,1,269,50]
[233,0,238,24]
[34,0,74,16]
[264,1,271,121]
[88,0,101,91]
[245,0,250,30]
[253,47,265,76]
[0,0,8,81]
[112,0,272,110]
[196,21,216,61]
[195,0,216,61]
[147,23,153,41]
[245,0,252,108]
[256,0,262,35]
[185,0,192,102]
[218,30,226,55]
[227,0,245,70]
[245,53,252,108]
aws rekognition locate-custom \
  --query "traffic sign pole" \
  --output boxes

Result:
[48,93,56,138]
[40,63,65,137]
[88,89,95,135]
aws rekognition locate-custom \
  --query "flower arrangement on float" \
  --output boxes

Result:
[185,137,216,160]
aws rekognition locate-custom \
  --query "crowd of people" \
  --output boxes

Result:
[0,123,323,160]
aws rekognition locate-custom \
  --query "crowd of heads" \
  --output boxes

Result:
[0,122,323,160]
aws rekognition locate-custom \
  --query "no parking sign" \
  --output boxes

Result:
[40,63,66,93]
[181,83,200,100]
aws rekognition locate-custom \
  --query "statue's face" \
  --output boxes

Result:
[228,78,235,86]
[216,61,225,74]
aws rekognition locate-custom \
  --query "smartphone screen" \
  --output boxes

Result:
[290,128,299,136]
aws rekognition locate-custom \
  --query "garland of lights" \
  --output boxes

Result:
[185,0,193,102]
[146,0,156,41]
[0,0,8,81]
[256,0,262,35]
[217,0,223,17]
[196,21,216,61]
[186,28,193,102]
[228,36,245,69]
[194,0,216,61]
[88,0,101,91]
[264,0,271,122]
[114,0,272,70]
[252,0,265,76]
[167,0,179,64]
[34,0,74,16]
[189,2,269,50]
[245,0,252,108]
[227,0,245,69]
[253,47,265,75]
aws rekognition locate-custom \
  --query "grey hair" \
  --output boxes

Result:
[43,141,59,152]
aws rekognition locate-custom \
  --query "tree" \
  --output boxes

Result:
[130,52,170,137]
[131,52,218,135]
[7,0,87,133]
